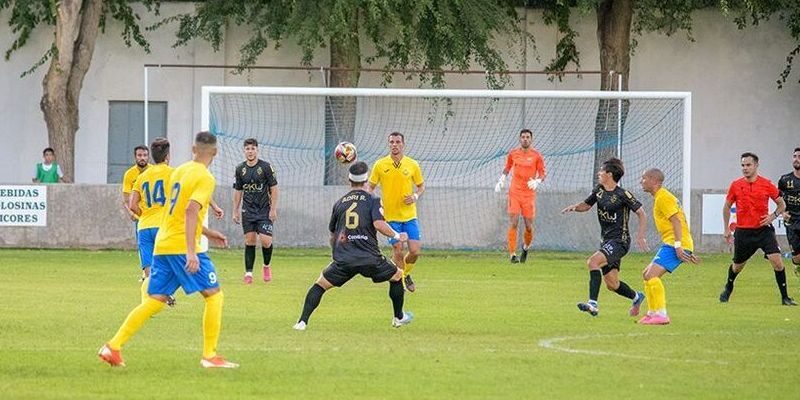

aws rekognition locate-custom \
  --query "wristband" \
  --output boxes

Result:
[674,241,682,248]
[393,232,401,240]
[413,193,419,201]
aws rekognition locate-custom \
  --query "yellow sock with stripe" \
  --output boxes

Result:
[108,297,165,350]
[403,254,416,277]
[140,277,150,304]
[202,291,224,359]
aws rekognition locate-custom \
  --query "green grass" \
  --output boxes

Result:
[1,248,798,399]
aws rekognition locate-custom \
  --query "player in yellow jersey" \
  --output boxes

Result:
[368,132,425,292]
[638,168,699,325]
[129,138,175,305]
[122,145,150,222]
[99,132,238,369]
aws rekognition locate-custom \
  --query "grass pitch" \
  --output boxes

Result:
[1,248,798,399]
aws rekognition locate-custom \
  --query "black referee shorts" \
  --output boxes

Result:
[322,257,398,287]
[732,226,780,264]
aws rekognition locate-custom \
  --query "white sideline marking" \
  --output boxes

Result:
[538,332,729,365]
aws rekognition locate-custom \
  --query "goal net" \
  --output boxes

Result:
[203,87,690,251]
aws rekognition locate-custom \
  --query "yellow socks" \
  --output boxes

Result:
[645,277,667,314]
[202,291,224,359]
[523,228,533,249]
[140,277,150,304]
[108,297,165,350]
[507,228,517,255]
[403,254,416,277]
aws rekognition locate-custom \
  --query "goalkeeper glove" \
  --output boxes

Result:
[527,178,542,191]
[494,175,506,193]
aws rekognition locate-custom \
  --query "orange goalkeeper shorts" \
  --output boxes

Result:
[508,193,536,219]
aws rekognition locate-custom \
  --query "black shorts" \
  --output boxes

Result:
[322,257,398,287]
[786,226,800,256]
[599,239,630,275]
[242,214,273,236]
[733,226,780,264]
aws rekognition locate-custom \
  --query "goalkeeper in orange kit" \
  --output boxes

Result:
[495,129,546,263]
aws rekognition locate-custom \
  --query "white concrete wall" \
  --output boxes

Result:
[1,7,799,188]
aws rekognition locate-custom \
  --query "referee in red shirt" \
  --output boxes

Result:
[720,152,796,305]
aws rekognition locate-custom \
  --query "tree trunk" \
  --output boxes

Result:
[593,0,632,184]
[40,0,102,183]
[324,8,361,185]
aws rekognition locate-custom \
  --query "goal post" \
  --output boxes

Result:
[201,86,691,250]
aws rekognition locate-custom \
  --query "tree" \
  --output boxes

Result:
[167,0,534,183]
[2,0,159,182]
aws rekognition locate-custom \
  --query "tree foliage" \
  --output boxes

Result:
[164,0,535,88]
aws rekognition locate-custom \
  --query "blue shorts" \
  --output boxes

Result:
[137,228,158,269]
[388,219,421,245]
[652,244,692,273]
[148,253,220,296]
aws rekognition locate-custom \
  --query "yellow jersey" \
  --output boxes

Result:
[653,187,694,251]
[154,161,216,255]
[122,164,149,194]
[368,155,424,222]
[132,163,173,230]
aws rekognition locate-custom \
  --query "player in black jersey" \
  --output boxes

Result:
[562,158,649,317]
[232,138,279,284]
[778,147,800,272]
[293,161,414,331]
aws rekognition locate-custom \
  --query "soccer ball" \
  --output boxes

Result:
[334,141,357,163]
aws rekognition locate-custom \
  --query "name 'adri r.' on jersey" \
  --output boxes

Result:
[233,159,278,217]
[154,161,216,255]
[329,189,385,266]
[584,185,643,242]
[778,172,800,227]
[652,187,694,251]
[132,163,174,230]
[368,155,424,222]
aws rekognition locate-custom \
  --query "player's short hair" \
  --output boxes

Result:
[133,145,149,155]
[348,161,369,184]
[741,152,759,163]
[195,131,217,146]
[793,147,800,153]
[243,138,258,147]
[602,158,625,182]
[388,131,405,142]
[644,168,665,184]
[519,129,532,137]
[150,138,170,163]
[43,147,54,156]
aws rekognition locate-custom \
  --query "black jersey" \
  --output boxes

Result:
[233,159,277,217]
[329,189,385,266]
[584,185,642,242]
[778,172,800,227]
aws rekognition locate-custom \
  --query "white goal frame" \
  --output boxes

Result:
[201,86,692,225]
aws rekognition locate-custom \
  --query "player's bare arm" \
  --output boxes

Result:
[561,202,592,213]
[232,189,243,224]
[722,199,734,244]
[374,220,408,242]
[210,199,224,220]
[404,183,425,205]
[184,200,201,274]
[760,196,786,226]
[128,191,142,219]
[269,184,279,221]
[202,226,228,248]
[634,207,649,251]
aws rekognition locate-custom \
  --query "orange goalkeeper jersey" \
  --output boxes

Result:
[505,147,545,197]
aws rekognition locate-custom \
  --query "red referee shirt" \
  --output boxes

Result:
[726,175,780,229]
